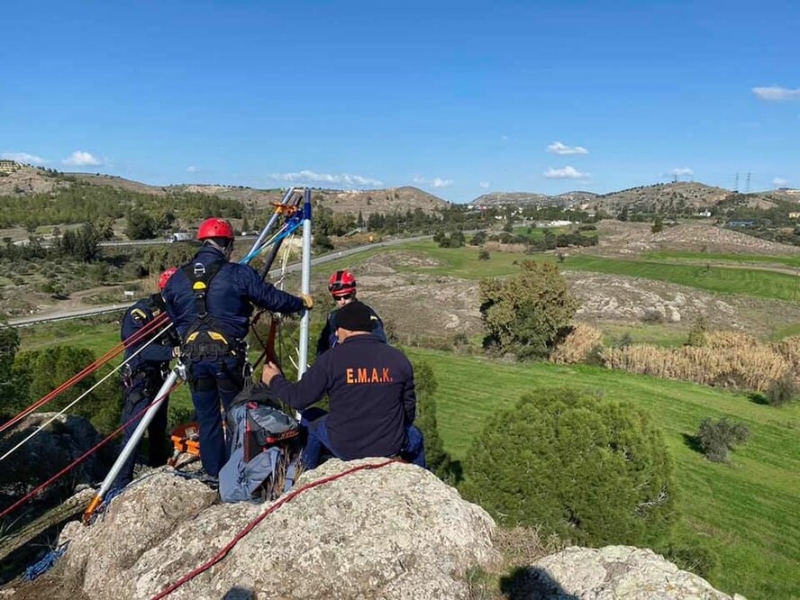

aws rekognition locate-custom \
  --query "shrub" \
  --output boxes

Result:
[640,308,664,323]
[696,417,750,463]
[478,249,490,261]
[659,542,719,580]
[549,323,604,365]
[412,360,458,483]
[460,387,676,547]
[766,372,797,406]
[479,261,578,360]
[686,318,708,347]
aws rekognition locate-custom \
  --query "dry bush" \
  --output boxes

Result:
[704,331,758,349]
[549,323,604,365]
[492,526,566,567]
[605,337,790,392]
[771,335,800,373]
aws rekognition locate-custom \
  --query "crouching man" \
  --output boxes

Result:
[261,300,426,469]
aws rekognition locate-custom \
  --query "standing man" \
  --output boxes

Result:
[162,217,313,482]
[316,269,386,355]
[114,267,181,489]
[263,300,425,469]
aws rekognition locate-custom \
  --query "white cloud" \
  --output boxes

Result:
[752,86,800,101]
[187,166,199,173]
[479,181,490,189]
[1,152,47,165]
[543,166,589,180]
[63,150,102,166]
[774,177,788,187]
[547,141,589,155]
[269,169,382,187]
[501,135,509,141]
[412,175,453,188]
[671,167,694,177]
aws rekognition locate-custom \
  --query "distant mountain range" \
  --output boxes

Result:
[470,182,800,213]
[2,162,799,216]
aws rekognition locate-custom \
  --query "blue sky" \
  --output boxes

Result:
[1,0,798,202]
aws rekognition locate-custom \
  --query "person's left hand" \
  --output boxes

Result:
[262,361,282,386]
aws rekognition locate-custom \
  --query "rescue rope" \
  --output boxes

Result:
[0,381,179,522]
[150,459,400,600]
[240,216,302,265]
[1,194,300,519]
[0,312,169,436]
[0,323,177,462]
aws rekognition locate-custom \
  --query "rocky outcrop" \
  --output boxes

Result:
[2,458,746,599]
[510,546,745,600]
[0,413,107,508]
[56,458,498,599]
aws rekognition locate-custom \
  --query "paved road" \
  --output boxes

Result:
[8,235,433,327]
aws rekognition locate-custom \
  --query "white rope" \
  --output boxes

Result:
[0,323,175,462]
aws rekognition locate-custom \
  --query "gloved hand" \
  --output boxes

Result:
[172,346,182,359]
[298,293,314,310]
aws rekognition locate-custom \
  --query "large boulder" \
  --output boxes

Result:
[55,458,498,599]
[0,413,107,509]
[508,546,745,599]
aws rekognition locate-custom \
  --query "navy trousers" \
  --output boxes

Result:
[188,357,245,477]
[300,408,427,470]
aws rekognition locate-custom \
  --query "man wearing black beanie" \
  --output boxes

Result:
[262,301,426,469]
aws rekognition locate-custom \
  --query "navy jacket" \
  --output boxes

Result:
[269,333,416,460]
[316,302,386,355]
[162,246,305,341]
[121,295,175,375]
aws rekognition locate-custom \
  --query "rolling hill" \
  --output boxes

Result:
[0,163,448,217]
[469,182,800,215]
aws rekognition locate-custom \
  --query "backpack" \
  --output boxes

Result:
[219,384,302,503]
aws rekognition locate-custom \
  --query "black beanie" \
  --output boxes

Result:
[335,300,375,332]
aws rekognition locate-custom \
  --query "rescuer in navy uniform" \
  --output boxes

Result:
[262,300,425,469]
[161,217,313,481]
[316,269,386,355]
[115,267,181,489]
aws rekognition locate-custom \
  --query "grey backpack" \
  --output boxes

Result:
[219,384,301,503]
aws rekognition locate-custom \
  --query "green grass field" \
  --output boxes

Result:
[355,241,800,304]
[644,250,800,269]
[562,255,800,302]
[405,347,800,600]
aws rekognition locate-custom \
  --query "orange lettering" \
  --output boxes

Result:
[371,368,380,382]
[346,368,354,384]
[357,368,368,383]
[382,368,391,382]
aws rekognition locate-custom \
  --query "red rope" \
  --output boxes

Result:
[0,313,169,436]
[151,459,400,600]
[0,381,180,521]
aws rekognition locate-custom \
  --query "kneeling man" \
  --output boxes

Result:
[261,301,425,469]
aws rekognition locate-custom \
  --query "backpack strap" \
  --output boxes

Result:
[181,259,225,333]
[283,453,300,494]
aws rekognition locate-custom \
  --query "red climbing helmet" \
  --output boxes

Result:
[158,267,179,290]
[328,270,357,298]
[197,218,235,241]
